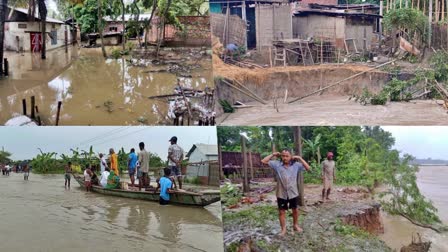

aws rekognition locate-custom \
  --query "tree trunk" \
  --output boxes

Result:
[156,0,172,58]
[0,0,7,74]
[241,136,249,193]
[429,0,433,47]
[132,0,141,48]
[292,126,304,206]
[38,0,47,59]
[98,0,106,58]
[121,0,125,51]
[144,0,158,50]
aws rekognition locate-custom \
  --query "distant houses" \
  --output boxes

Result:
[185,143,219,185]
[4,7,76,52]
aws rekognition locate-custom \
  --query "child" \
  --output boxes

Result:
[157,167,174,205]
[84,165,93,192]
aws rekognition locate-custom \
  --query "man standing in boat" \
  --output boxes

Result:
[128,148,138,186]
[168,136,184,189]
[65,161,73,189]
[138,142,150,191]
[261,149,310,236]
[109,148,119,176]
[99,153,108,173]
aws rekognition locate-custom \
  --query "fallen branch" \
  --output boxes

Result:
[398,212,444,233]
[288,59,397,104]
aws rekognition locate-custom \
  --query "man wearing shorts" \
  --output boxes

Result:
[168,136,184,189]
[262,149,310,236]
[138,142,150,191]
[65,162,72,189]
[322,152,336,202]
[128,148,138,186]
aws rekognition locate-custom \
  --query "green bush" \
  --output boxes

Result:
[111,49,122,59]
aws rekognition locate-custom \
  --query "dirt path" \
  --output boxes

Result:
[218,95,448,126]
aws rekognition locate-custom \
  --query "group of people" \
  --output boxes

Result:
[261,149,336,236]
[1,164,11,176]
[64,136,185,205]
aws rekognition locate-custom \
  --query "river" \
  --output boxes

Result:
[380,165,448,251]
[0,173,223,252]
[0,47,213,125]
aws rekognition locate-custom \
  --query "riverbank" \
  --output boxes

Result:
[221,175,448,251]
[0,173,223,252]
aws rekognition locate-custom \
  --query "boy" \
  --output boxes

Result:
[157,168,174,205]
[84,165,93,192]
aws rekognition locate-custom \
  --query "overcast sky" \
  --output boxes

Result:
[382,126,448,160]
[0,127,217,161]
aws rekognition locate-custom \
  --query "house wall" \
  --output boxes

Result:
[210,13,247,47]
[4,22,73,52]
[186,150,218,177]
[345,17,376,51]
[104,22,124,34]
[255,4,292,50]
[293,15,345,47]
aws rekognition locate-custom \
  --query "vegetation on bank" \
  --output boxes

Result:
[218,126,446,230]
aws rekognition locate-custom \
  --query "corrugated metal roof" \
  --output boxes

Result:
[13,7,65,24]
[186,144,218,157]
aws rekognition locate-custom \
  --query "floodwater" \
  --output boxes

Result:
[218,95,448,126]
[0,46,213,125]
[0,173,223,252]
[380,166,448,251]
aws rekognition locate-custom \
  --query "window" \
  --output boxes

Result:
[52,24,56,29]
[50,30,57,45]
[109,26,118,32]
[18,23,27,29]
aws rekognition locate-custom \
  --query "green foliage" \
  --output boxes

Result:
[334,220,371,239]
[220,182,242,206]
[222,205,278,227]
[429,51,448,82]
[184,176,201,185]
[111,49,122,59]
[0,150,12,164]
[219,99,235,113]
[380,154,442,225]
[31,150,62,174]
[383,9,428,42]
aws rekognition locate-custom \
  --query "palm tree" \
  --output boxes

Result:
[303,134,322,165]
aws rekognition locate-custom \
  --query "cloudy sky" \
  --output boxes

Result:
[382,126,448,160]
[0,127,217,161]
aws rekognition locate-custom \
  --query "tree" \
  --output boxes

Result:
[0,149,12,164]
[155,0,172,58]
[98,0,107,57]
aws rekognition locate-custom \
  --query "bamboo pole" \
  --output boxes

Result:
[293,126,304,206]
[221,79,267,105]
[288,60,397,104]
[241,136,249,193]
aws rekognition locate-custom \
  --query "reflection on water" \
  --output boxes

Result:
[380,166,448,252]
[0,47,213,125]
[0,173,223,252]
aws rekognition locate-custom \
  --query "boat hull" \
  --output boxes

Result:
[74,175,220,207]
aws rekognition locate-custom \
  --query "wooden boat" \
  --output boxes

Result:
[73,175,221,207]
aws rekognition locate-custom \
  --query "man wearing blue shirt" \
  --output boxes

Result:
[262,149,310,236]
[128,148,138,186]
[158,167,174,205]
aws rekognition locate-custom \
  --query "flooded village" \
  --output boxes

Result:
[0,2,215,126]
[0,126,223,251]
[211,0,448,125]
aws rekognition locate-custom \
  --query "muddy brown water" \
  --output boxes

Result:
[0,47,213,125]
[0,173,223,252]
[380,166,448,251]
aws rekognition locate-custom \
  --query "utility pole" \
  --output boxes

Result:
[293,126,304,206]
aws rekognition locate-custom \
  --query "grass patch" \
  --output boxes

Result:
[334,220,371,239]
[223,205,278,227]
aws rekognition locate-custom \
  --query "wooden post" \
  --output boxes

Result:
[35,105,42,126]
[22,99,27,115]
[379,1,383,40]
[218,143,224,180]
[55,101,62,126]
[241,135,249,193]
[30,96,35,119]
[4,58,8,76]
[65,25,68,53]
[293,126,304,206]
[249,150,254,179]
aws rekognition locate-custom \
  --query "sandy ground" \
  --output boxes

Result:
[218,94,448,126]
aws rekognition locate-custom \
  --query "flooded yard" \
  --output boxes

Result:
[0,46,214,125]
